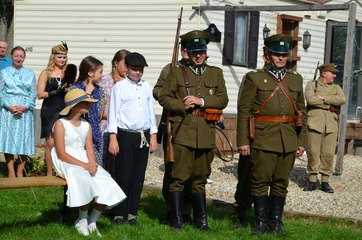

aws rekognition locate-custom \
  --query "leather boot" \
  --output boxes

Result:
[303,182,317,191]
[268,195,286,236]
[251,196,269,236]
[321,182,334,193]
[192,192,211,231]
[170,191,183,229]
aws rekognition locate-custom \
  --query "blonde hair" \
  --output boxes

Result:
[45,44,68,79]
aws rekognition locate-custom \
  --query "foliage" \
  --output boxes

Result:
[0,0,14,29]
[25,155,47,176]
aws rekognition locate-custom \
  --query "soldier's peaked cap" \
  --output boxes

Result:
[318,63,339,73]
[264,34,292,54]
[182,30,210,52]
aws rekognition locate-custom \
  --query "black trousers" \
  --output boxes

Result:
[111,129,150,217]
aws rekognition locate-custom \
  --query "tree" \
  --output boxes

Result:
[0,0,14,43]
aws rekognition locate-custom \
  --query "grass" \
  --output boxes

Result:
[1,162,361,239]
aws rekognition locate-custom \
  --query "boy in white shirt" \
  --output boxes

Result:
[107,52,158,226]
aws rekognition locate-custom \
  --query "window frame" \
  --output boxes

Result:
[223,10,260,69]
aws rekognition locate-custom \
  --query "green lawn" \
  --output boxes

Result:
[0,162,361,239]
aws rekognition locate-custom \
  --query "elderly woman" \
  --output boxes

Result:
[0,46,37,178]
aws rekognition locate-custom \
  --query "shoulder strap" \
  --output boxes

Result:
[271,74,300,113]
[254,76,287,116]
[255,86,279,116]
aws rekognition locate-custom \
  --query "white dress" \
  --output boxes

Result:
[51,118,126,208]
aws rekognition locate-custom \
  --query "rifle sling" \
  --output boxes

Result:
[171,66,191,141]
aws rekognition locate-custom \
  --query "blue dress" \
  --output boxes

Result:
[0,66,37,155]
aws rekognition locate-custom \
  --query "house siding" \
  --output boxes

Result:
[13,0,362,146]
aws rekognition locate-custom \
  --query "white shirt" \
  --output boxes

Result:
[107,77,157,135]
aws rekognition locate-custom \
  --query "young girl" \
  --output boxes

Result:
[72,56,104,166]
[99,49,130,177]
[52,88,126,236]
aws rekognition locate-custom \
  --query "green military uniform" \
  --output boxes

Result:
[153,50,192,223]
[160,64,228,190]
[158,30,228,230]
[237,34,306,236]
[304,63,346,192]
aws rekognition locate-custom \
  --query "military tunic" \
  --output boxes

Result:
[237,67,306,197]
[305,79,346,180]
[159,64,228,192]
[153,58,193,215]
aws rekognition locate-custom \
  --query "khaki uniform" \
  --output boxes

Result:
[159,64,228,192]
[305,79,346,181]
[237,68,306,197]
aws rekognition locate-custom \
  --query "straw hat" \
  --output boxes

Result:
[59,88,97,115]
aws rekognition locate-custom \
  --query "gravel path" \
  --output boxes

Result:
[144,153,362,222]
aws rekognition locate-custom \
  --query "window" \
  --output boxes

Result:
[277,14,303,70]
[223,11,260,68]
[325,20,362,119]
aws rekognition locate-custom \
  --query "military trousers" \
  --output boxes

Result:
[306,129,337,179]
[161,133,192,213]
[250,149,295,197]
[169,143,213,193]
[234,154,253,213]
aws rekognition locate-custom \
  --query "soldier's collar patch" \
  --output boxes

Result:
[188,65,207,75]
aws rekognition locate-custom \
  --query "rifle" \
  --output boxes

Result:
[158,7,183,162]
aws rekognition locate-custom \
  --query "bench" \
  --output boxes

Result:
[345,122,362,155]
[0,176,70,222]
[0,176,67,189]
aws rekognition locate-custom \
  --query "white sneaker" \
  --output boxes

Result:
[75,218,89,236]
[207,178,214,184]
[88,222,102,237]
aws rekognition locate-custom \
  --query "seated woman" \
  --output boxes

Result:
[51,88,126,236]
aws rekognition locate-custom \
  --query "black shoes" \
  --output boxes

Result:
[113,217,127,225]
[321,182,334,193]
[303,182,334,193]
[113,217,139,226]
[303,182,317,191]
[128,218,139,226]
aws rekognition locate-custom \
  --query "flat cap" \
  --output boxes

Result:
[318,63,339,73]
[125,52,148,67]
[264,34,292,54]
[182,30,210,52]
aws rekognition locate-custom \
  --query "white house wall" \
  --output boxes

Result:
[14,0,361,115]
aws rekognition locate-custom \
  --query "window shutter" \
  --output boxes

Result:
[247,11,260,69]
[223,10,235,65]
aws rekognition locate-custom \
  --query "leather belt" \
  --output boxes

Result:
[256,115,294,123]
[118,128,150,134]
